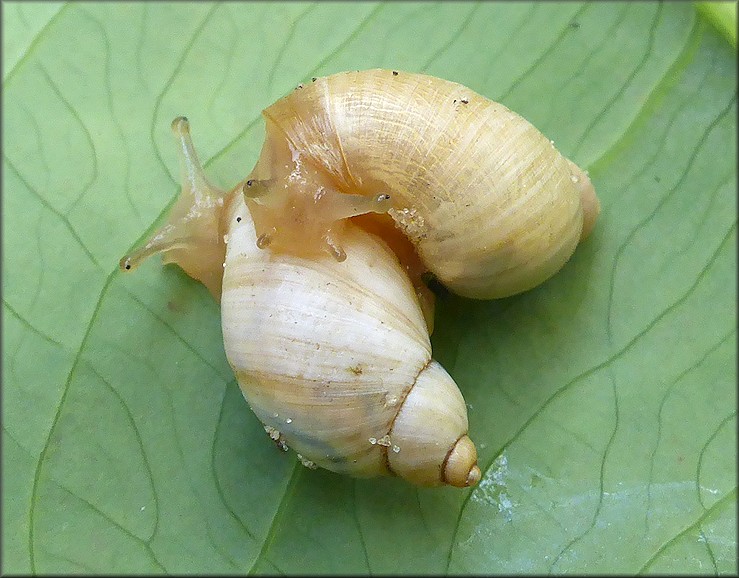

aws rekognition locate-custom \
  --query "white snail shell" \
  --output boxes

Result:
[244,69,599,299]
[222,193,479,486]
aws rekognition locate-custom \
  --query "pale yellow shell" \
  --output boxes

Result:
[248,69,598,298]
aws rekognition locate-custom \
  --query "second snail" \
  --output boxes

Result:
[121,69,599,488]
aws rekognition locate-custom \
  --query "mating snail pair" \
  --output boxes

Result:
[121,70,599,488]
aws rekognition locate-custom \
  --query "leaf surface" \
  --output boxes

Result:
[2,1,736,574]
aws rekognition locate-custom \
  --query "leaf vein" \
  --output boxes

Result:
[535,3,631,129]
[637,487,737,574]
[121,286,229,380]
[4,150,102,273]
[697,527,719,574]
[28,270,116,573]
[352,480,372,573]
[159,376,242,571]
[606,92,737,343]
[210,380,257,540]
[76,8,140,221]
[421,1,482,73]
[48,475,166,572]
[498,2,590,102]
[549,370,619,571]
[3,299,64,348]
[86,363,161,542]
[204,2,387,173]
[149,4,221,186]
[3,2,70,86]
[248,462,302,575]
[587,16,704,179]
[36,63,99,218]
[481,3,538,94]
[572,2,663,158]
[205,6,239,120]
[696,411,737,511]
[267,3,318,92]
[646,327,736,531]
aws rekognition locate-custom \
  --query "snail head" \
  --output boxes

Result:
[242,138,393,262]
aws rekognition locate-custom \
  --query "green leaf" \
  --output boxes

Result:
[695,1,738,47]
[2,1,736,574]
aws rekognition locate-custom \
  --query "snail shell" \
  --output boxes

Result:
[222,192,479,487]
[243,69,599,299]
[121,117,480,487]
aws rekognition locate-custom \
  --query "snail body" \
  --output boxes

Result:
[244,69,599,299]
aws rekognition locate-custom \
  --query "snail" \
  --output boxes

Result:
[241,69,599,299]
[120,69,599,488]
[122,117,480,487]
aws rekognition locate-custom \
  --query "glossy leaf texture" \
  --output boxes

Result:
[2,1,736,574]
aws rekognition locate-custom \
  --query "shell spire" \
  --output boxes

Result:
[386,359,480,487]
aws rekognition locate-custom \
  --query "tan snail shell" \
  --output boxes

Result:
[122,117,480,487]
[242,69,599,299]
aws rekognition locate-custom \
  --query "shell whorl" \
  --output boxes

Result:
[386,359,480,487]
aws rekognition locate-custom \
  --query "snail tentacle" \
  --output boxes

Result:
[120,117,229,299]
